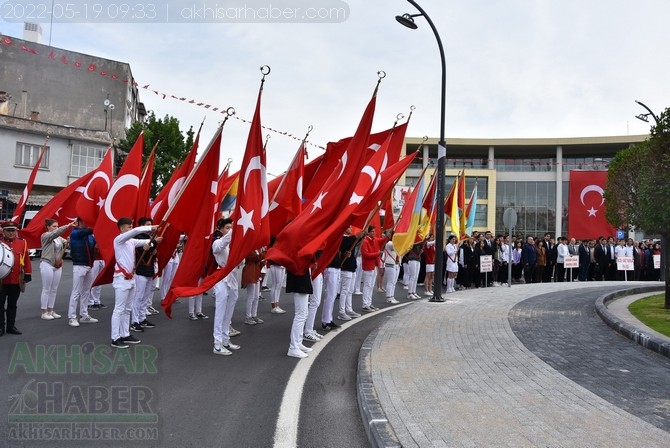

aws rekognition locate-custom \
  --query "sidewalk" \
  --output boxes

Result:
[359,281,669,447]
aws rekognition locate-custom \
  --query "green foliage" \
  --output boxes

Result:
[628,294,670,335]
[117,112,195,197]
[604,141,649,228]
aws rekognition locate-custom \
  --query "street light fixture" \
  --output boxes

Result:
[633,99,664,282]
[396,0,447,302]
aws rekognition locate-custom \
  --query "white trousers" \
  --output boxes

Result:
[306,273,323,334]
[338,271,355,315]
[69,265,93,319]
[111,277,135,341]
[160,260,179,303]
[213,281,238,345]
[407,260,420,294]
[89,259,105,305]
[132,275,153,324]
[354,255,363,292]
[188,294,203,315]
[245,282,260,318]
[40,261,62,309]
[321,267,340,324]
[362,269,376,307]
[384,265,399,298]
[290,293,308,352]
[268,265,285,304]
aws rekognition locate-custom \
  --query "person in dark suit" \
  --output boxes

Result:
[594,236,610,281]
[578,240,591,281]
[543,233,556,282]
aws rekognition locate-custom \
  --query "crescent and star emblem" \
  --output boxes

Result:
[103,174,139,223]
[579,185,605,217]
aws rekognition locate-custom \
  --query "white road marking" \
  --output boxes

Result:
[272,302,411,448]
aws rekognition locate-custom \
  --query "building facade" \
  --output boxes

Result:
[402,135,647,238]
[0,32,145,220]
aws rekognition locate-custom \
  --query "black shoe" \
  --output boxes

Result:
[261,286,271,291]
[328,321,340,328]
[321,322,333,331]
[111,338,128,349]
[130,323,144,332]
[98,303,108,309]
[335,293,340,300]
[122,335,141,344]
[140,319,156,328]
[7,326,22,335]
[88,304,100,310]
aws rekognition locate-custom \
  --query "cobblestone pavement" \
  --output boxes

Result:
[367,282,670,447]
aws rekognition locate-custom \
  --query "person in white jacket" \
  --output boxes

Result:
[111,218,159,349]
[211,218,242,356]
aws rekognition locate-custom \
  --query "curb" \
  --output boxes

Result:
[357,327,402,448]
[595,285,670,359]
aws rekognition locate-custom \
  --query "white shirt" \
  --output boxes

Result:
[500,243,510,263]
[382,241,398,266]
[113,225,153,282]
[556,243,569,263]
[212,231,239,288]
[614,245,627,260]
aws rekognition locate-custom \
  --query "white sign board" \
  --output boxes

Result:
[653,254,661,269]
[564,255,579,269]
[480,255,493,273]
[617,256,634,271]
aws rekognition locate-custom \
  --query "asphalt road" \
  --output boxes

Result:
[0,259,391,447]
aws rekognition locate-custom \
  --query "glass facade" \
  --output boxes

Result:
[495,181,557,237]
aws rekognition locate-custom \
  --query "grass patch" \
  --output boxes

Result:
[628,294,670,338]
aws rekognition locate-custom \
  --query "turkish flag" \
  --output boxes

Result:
[150,131,199,223]
[568,170,616,239]
[135,148,155,221]
[12,141,47,223]
[19,168,96,248]
[75,148,114,227]
[164,86,270,312]
[268,142,307,236]
[91,133,144,285]
[161,127,223,317]
[267,91,377,275]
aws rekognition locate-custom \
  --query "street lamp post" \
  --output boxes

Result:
[634,100,665,282]
[396,0,447,302]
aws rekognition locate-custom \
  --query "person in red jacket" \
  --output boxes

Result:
[0,221,32,336]
[360,225,388,312]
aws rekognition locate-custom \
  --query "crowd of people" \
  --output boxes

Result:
[0,217,663,359]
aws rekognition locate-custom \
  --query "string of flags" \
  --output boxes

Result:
[0,35,327,150]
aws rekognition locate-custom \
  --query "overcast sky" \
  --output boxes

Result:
[2,0,669,176]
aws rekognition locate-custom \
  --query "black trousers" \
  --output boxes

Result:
[0,283,21,329]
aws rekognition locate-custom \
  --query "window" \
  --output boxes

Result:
[15,142,49,168]
[495,181,556,237]
[71,145,106,177]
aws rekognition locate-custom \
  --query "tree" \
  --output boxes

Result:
[605,107,670,307]
[116,112,195,197]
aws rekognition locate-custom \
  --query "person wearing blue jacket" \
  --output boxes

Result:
[67,217,98,327]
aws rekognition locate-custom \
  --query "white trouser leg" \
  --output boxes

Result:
[111,278,135,340]
[40,261,60,309]
[133,276,152,323]
[362,269,376,307]
[338,271,353,315]
[408,260,420,294]
[89,260,105,304]
[321,267,339,324]
[269,265,285,304]
[290,293,308,352]
[384,265,398,298]
[69,265,93,319]
[306,273,323,333]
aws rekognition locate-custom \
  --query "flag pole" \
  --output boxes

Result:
[158,108,234,227]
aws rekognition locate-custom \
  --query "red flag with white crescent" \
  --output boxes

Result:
[568,170,616,239]
[74,148,114,227]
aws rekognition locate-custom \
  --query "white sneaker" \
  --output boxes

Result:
[312,331,324,339]
[386,297,400,304]
[49,311,62,319]
[424,291,433,296]
[298,344,313,353]
[303,333,319,342]
[79,316,98,324]
[337,313,352,321]
[224,342,241,350]
[287,348,308,358]
[213,344,232,356]
[68,318,79,327]
[347,311,362,318]
[41,312,54,320]
[271,307,286,314]
[403,285,409,290]
[353,290,362,295]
